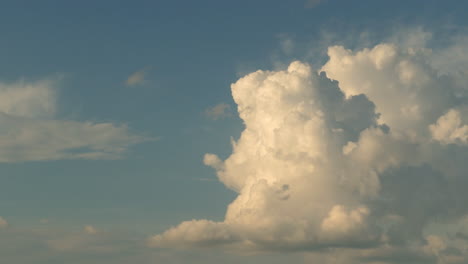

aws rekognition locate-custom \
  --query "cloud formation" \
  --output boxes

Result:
[0,224,302,264]
[149,39,468,263]
[0,78,148,162]
[204,103,232,120]
[0,217,7,229]
[126,68,149,86]
[84,225,98,235]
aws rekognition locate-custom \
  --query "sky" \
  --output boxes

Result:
[1,0,468,263]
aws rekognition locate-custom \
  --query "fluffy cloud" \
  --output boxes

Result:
[149,39,468,263]
[0,78,148,162]
[430,108,468,145]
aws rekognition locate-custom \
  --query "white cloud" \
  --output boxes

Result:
[0,78,149,162]
[148,220,238,248]
[0,79,56,118]
[321,43,456,140]
[150,61,381,251]
[320,205,369,235]
[430,108,468,145]
[149,37,468,263]
[204,103,231,120]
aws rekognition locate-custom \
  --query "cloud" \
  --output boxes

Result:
[277,34,295,55]
[0,224,301,264]
[0,78,149,162]
[149,37,468,263]
[84,225,98,235]
[430,108,468,145]
[0,78,56,118]
[0,217,7,229]
[42,228,150,260]
[126,68,149,86]
[151,61,382,251]
[148,220,239,248]
[204,103,232,120]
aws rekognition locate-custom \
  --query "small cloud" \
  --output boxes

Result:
[84,225,98,235]
[39,219,49,224]
[0,217,8,228]
[204,103,231,120]
[125,67,150,86]
[277,34,295,55]
[305,0,327,8]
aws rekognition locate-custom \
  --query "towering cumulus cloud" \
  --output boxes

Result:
[150,42,468,263]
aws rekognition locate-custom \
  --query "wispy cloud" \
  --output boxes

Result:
[0,217,7,229]
[83,225,98,235]
[277,34,295,55]
[126,67,150,87]
[204,103,231,120]
[0,77,150,162]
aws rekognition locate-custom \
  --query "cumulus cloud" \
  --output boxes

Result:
[204,103,232,120]
[149,220,239,248]
[149,37,468,263]
[0,78,148,162]
[430,108,468,145]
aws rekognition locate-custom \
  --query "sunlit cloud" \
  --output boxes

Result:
[149,33,468,263]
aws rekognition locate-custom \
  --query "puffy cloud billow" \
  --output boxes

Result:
[150,41,468,263]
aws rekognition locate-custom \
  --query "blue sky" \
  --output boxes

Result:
[1,0,468,263]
